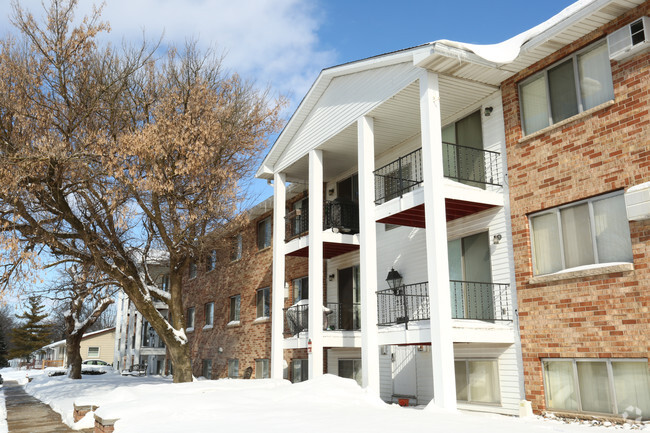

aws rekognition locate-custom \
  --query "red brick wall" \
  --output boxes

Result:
[183,208,309,379]
[502,2,650,414]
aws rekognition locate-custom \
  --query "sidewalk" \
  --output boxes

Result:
[4,381,93,433]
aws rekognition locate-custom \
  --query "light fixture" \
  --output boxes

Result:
[328,274,335,281]
[493,234,502,244]
[218,347,224,353]
[385,268,403,290]
[484,106,493,116]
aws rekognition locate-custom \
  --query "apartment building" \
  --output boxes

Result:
[255,18,527,415]
[499,0,650,420]
[182,195,309,380]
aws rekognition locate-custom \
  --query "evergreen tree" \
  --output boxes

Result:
[8,296,52,362]
[0,329,8,367]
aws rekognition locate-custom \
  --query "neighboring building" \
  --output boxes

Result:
[255,10,525,414]
[40,327,116,367]
[182,193,309,380]
[499,0,650,420]
[114,259,170,375]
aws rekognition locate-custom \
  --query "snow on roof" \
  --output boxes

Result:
[435,0,595,64]
[42,327,116,349]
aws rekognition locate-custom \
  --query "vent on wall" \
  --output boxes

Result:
[607,16,650,61]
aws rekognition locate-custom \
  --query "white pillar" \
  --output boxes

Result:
[271,172,287,379]
[419,70,457,410]
[308,149,324,378]
[113,291,125,369]
[358,116,380,393]
[134,312,143,365]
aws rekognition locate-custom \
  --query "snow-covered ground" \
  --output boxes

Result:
[0,367,647,433]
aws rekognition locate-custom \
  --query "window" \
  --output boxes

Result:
[204,302,214,327]
[293,276,308,302]
[455,359,501,404]
[543,359,650,419]
[255,359,270,379]
[189,261,197,279]
[256,287,270,318]
[231,234,243,261]
[186,307,195,330]
[292,359,308,383]
[207,249,217,271]
[230,295,241,322]
[228,359,239,378]
[87,347,100,358]
[257,217,272,250]
[338,359,362,386]
[529,191,632,275]
[202,359,212,379]
[160,274,169,292]
[519,41,614,135]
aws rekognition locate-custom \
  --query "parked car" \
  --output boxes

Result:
[81,359,112,375]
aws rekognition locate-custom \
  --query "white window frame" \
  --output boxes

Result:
[231,234,243,261]
[202,359,212,379]
[189,261,197,279]
[87,346,100,358]
[186,307,195,331]
[256,287,270,319]
[207,249,217,272]
[519,40,613,135]
[529,190,632,275]
[455,358,501,405]
[228,359,239,379]
[292,359,308,383]
[204,302,214,328]
[257,217,272,250]
[230,295,241,322]
[255,359,270,379]
[542,358,650,418]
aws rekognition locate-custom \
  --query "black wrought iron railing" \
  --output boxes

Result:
[442,142,501,187]
[377,281,512,326]
[323,199,359,234]
[285,208,309,241]
[325,302,361,331]
[374,144,502,204]
[377,282,430,328]
[284,303,308,336]
[449,280,512,321]
[374,148,423,204]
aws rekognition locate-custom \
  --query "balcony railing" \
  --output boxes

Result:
[374,144,502,204]
[377,282,430,328]
[285,199,360,242]
[325,302,361,331]
[377,281,512,326]
[374,148,423,205]
[283,302,361,336]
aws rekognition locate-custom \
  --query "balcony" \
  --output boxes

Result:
[377,281,512,327]
[374,144,502,205]
[285,199,359,242]
[283,302,361,336]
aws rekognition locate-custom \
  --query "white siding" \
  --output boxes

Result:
[326,250,360,303]
[379,346,392,401]
[275,63,422,173]
[327,347,362,376]
[454,343,521,415]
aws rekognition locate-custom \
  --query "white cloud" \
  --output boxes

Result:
[0,0,335,104]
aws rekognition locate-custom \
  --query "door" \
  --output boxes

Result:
[392,346,417,397]
[442,111,485,188]
[337,266,360,330]
[447,231,493,319]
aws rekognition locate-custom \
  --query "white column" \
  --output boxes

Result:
[419,70,457,410]
[113,291,125,369]
[271,172,287,379]
[134,312,143,365]
[308,149,324,378]
[358,116,380,393]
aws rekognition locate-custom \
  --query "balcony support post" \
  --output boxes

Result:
[271,172,286,379]
[308,149,324,379]
[358,115,380,393]
[419,70,457,410]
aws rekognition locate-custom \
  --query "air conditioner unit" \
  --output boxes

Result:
[607,16,650,61]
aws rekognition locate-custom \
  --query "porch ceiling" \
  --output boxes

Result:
[376,198,496,228]
[280,79,498,184]
[286,242,360,260]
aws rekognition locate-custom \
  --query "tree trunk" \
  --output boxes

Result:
[67,333,84,379]
[166,337,192,383]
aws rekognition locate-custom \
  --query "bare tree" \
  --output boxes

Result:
[0,0,283,382]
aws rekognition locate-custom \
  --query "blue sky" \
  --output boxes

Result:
[0,0,577,310]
